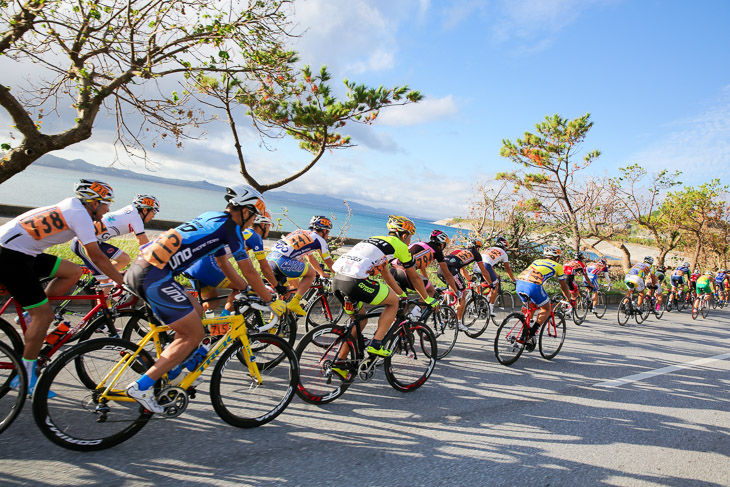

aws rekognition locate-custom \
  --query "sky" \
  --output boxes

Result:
[3,0,730,220]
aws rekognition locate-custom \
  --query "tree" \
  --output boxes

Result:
[195,64,421,192]
[499,113,601,253]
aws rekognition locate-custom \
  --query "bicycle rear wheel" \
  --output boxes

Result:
[691,299,700,320]
[572,291,589,325]
[617,297,631,326]
[32,338,154,451]
[295,325,355,405]
[0,318,24,356]
[539,314,566,360]
[654,296,665,320]
[494,313,527,366]
[427,305,458,359]
[593,291,607,319]
[701,298,710,319]
[0,340,27,435]
[210,334,298,428]
[490,291,513,325]
[304,292,344,332]
[383,322,437,393]
[462,295,490,338]
[635,299,650,324]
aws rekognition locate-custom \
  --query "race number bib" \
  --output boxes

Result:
[141,229,182,269]
[20,207,69,241]
[487,248,502,260]
[285,230,315,250]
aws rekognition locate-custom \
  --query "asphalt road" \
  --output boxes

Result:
[2,303,730,487]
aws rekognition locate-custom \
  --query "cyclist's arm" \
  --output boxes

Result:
[307,254,328,277]
[476,261,492,286]
[236,258,274,301]
[216,255,249,289]
[135,232,150,246]
[404,265,430,302]
[438,262,459,294]
[256,256,278,288]
[382,266,405,296]
[323,256,336,275]
[82,241,124,285]
[504,262,516,282]
[558,279,571,300]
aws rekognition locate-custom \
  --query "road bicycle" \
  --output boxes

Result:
[644,286,664,320]
[691,294,711,320]
[428,288,460,359]
[473,274,516,326]
[0,340,27,435]
[665,286,689,312]
[616,294,651,326]
[303,275,344,332]
[586,284,608,319]
[493,293,566,366]
[461,280,491,338]
[32,293,299,451]
[295,298,437,405]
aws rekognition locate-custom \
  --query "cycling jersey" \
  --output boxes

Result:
[0,197,97,256]
[185,229,266,288]
[269,229,330,261]
[672,265,690,276]
[482,247,509,266]
[690,272,700,282]
[393,241,444,268]
[444,246,482,270]
[333,235,414,279]
[715,272,727,284]
[93,205,146,241]
[243,228,266,260]
[517,259,566,286]
[696,276,712,294]
[628,262,653,280]
[563,259,587,276]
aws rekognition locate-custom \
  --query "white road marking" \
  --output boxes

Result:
[594,351,730,388]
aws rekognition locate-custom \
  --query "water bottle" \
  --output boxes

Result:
[45,321,71,346]
[408,305,422,320]
[14,311,31,326]
[182,338,212,371]
[204,309,215,319]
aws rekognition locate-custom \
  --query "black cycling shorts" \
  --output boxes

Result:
[0,247,61,309]
[436,265,465,292]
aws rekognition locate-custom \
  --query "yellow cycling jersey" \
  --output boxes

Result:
[517,259,565,286]
[628,262,654,280]
[696,276,712,286]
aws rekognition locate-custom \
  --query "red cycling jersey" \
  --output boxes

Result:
[563,259,587,276]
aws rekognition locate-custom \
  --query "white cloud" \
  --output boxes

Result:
[377,95,459,126]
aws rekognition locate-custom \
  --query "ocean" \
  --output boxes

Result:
[0,165,464,241]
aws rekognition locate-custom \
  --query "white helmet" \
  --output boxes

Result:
[74,179,114,203]
[133,194,160,212]
[224,185,266,215]
[254,211,273,226]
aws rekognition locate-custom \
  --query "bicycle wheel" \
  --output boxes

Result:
[572,291,589,325]
[295,325,355,405]
[691,298,700,320]
[75,313,120,342]
[0,318,24,356]
[462,295,490,338]
[635,298,650,324]
[593,291,607,319]
[539,313,566,360]
[701,298,710,319]
[0,340,27,435]
[654,296,665,320]
[32,337,154,451]
[383,322,437,393]
[305,292,344,331]
[490,291,514,326]
[617,297,631,326]
[210,333,298,428]
[493,313,527,366]
[428,305,458,360]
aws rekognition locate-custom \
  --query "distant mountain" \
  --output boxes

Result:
[35,154,415,218]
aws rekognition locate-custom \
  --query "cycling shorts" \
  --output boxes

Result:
[624,275,645,292]
[266,252,308,285]
[586,272,599,290]
[436,265,466,292]
[184,255,230,290]
[565,274,579,293]
[0,247,61,309]
[389,266,432,293]
[515,280,549,307]
[696,282,712,295]
[70,239,123,280]
[124,258,194,325]
[670,275,684,287]
[482,263,498,282]
[332,274,389,307]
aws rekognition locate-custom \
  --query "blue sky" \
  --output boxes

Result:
[17,0,730,219]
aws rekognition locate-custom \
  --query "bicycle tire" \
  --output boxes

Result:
[428,305,458,360]
[210,333,298,428]
[295,324,356,405]
[539,313,566,360]
[572,291,589,325]
[383,321,437,393]
[493,313,527,366]
[701,298,709,319]
[691,298,700,320]
[653,295,665,320]
[74,313,120,342]
[635,299,650,324]
[304,292,344,332]
[490,291,514,326]
[593,291,607,319]
[32,337,154,451]
[0,340,27,435]
[462,295,490,338]
[617,297,631,326]
[0,318,24,355]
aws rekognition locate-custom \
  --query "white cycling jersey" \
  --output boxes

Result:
[270,229,331,260]
[482,246,509,266]
[0,197,97,256]
[94,205,146,241]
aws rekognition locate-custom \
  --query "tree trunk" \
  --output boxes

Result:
[691,239,702,271]
[618,242,632,273]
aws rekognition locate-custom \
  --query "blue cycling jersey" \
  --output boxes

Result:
[140,211,246,275]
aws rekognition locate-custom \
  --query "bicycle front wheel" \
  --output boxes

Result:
[463,295,490,338]
[32,338,154,451]
[0,340,27,435]
[295,325,355,405]
[654,296,665,320]
[617,297,631,326]
[593,291,607,319]
[383,322,437,393]
[305,292,344,332]
[490,291,513,326]
[428,305,459,360]
[494,313,527,366]
[539,314,566,360]
[210,333,298,428]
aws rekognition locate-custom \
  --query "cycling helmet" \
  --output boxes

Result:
[575,250,587,260]
[599,256,608,265]
[494,236,509,249]
[543,245,562,259]
[683,262,690,268]
[132,194,160,212]
[386,215,416,235]
[705,270,714,277]
[430,229,450,246]
[74,179,114,203]
[467,237,483,249]
[224,185,266,215]
[309,215,333,230]
[644,256,654,265]
[254,211,273,226]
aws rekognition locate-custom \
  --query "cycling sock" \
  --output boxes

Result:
[22,358,36,383]
[530,322,542,335]
[220,309,231,317]
[136,373,156,391]
[369,339,382,349]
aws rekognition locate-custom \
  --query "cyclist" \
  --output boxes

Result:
[693,270,716,312]
[669,261,691,304]
[389,229,459,299]
[624,256,657,309]
[331,215,437,359]
[436,237,491,331]
[515,245,572,348]
[70,194,160,281]
[266,215,336,316]
[653,265,667,311]
[479,236,516,309]
[585,256,612,310]
[124,185,286,413]
[689,268,701,296]
[563,250,589,309]
[714,268,728,302]
[184,211,278,316]
[0,179,124,395]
